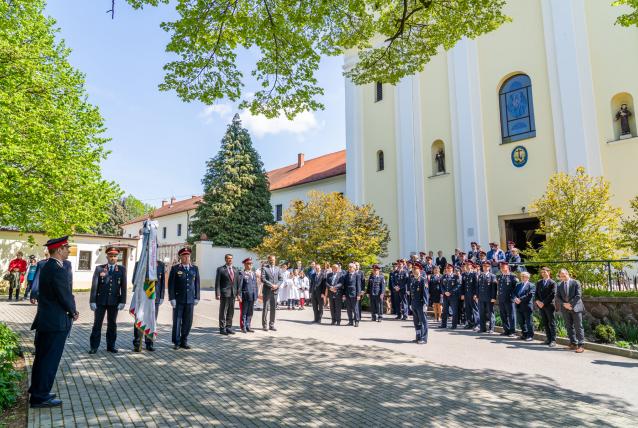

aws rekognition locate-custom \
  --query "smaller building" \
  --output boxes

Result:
[0,229,140,290]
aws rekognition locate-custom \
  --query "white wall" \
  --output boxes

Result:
[121,210,195,246]
[193,242,258,288]
[270,175,346,221]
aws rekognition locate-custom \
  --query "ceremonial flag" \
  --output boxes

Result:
[129,219,159,343]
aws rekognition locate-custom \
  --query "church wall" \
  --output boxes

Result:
[360,81,401,262]
[585,0,638,213]
[419,54,458,255]
[476,0,558,244]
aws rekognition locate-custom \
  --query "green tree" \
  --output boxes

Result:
[621,196,638,255]
[125,0,508,118]
[254,191,390,266]
[93,195,154,236]
[614,0,638,26]
[0,0,118,237]
[190,114,273,248]
[526,167,625,285]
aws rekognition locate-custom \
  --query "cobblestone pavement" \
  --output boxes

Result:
[1,291,637,427]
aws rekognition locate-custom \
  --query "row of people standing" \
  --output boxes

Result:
[4,251,39,300]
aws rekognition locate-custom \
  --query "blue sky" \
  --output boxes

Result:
[44,1,346,206]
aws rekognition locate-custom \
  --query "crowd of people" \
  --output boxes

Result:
[3,251,39,301]
[17,235,586,408]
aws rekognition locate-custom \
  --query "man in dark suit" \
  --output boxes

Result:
[215,253,239,335]
[132,259,166,352]
[435,251,447,271]
[557,268,585,353]
[89,247,127,354]
[309,264,327,323]
[260,255,283,331]
[535,266,557,347]
[29,236,78,408]
[168,247,200,349]
[514,271,535,341]
[326,264,343,325]
[340,263,362,327]
[238,258,258,333]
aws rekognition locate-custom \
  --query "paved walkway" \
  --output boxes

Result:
[1,291,637,427]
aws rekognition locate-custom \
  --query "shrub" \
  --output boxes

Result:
[615,340,630,349]
[594,324,617,343]
[555,313,568,338]
[583,288,638,298]
[612,322,638,343]
[0,323,23,411]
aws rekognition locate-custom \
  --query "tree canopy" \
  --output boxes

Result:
[254,191,390,266]
[124,0,509,118]
[0,0,118,237]
[93,195,154,236]
[621,196,638,256]
[614,0,638,26]
[190,114,273,248]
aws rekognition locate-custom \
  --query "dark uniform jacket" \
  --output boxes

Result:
[168,264,200,304]
[90,264,127,306]
[497,273,518,303]
[397,269,410,292]
[535,278,556,307]
[239,270,258,301]
[339,272,362,298]
[514,281,535,309]
[366,274,386,296]
[461,271,478,297]
[215,264,239,299]
[409,275,429,306]
[132,260,166,303]
[476,272,497,301]
[31,258,76,332]
[441,274,462,298]
[428,274,442,304]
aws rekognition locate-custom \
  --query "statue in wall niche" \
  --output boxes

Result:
[435,150,446,174]
[615,103,633,139]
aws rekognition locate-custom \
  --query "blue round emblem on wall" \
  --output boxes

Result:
[511,145,528,168]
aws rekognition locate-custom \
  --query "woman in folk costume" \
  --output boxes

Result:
[278,263,290,306]
[287,268,300,310]
[299,270,309,309]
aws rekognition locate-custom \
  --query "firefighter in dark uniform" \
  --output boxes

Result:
[168,247,200,349]
[440,264,461,329]
[408,262,429,344]
[89,247,127,354]
[475,261,497,333]
[239,258,258,333]
[397,260,410,320]
[132,259,166,352]
[462,261,479,329]
[366,264,386,322]
[389,262,400,317]
[497,261,518,337]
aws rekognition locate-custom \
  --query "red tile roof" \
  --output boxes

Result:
[120,196,202,226]
[120,150,346,226]
[267,150,346,191]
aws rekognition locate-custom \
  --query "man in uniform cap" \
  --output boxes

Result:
[475,261,497,333]
[397,259,410,320]
[461,261,479,329]
[440,264,461,329]
[408,262,429,344]
[497,261,518,337]
[238,258,257,333]
[168,247,200,349]
[215,254,240,335]
[89,247,127,354]
[29,237,78,408]
[366,264,386,322]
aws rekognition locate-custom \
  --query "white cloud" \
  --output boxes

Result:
[199,103,321,139]
[199,104,233,123]
[240,110,320,138]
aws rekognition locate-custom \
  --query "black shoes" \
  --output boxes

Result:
[220,329,229,335]
[263,326,269,331]
[354,322,359,327]
[179,344,191,350]
[247,328,255,333]
[146,344,155,352]
[226,329,236,335]
[241,328,247,333]
[88,348,97,354]
[173,345,179,350]
[269,326,277,331]
[106,348,118,353]
[31,398,62,408]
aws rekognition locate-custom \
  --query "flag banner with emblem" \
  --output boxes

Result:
[129,219,159,341]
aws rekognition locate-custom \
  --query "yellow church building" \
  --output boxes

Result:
[344,0,638,261]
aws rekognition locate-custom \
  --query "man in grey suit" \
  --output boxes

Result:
[556,268,585,353]
[260,255,282,331]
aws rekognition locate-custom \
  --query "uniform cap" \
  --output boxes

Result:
[106,247,119,255]
[445,263,454,269]
[419,252,426,256]
[425,256,433,260]
[479,251,487,256]
[44,236,68,250]
[458,252,466,256]
[482,261,491,266]
[413,262,423,269]
[242,257,252,264]
[507,241,515,245]
[178,247,192,256]
[499,261,509,267]
[471,241,478,245]
[372,264,380,270]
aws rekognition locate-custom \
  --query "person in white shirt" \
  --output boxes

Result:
[287,269,300,309]
[299,270,310,310]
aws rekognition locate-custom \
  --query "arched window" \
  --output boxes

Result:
[611,92,636,141]
[431,140,446,175]
[376,150,384,171]
[499,74,536,143]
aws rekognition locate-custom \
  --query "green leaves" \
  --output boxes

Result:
[254,191,390,266]
[0,0,118,236]
[126,0,508,118]
[190,114,273,248]
[613,0,638,27]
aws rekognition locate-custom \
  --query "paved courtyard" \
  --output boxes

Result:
[1,291,637,427]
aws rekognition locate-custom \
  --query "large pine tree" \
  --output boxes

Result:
[190,114,274,248]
